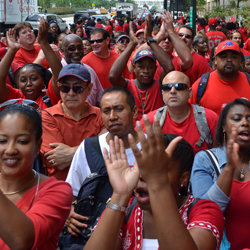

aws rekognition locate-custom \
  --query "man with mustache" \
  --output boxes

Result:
[190,40,250,115]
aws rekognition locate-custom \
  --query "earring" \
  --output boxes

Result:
[223,130,226,144]
[179,184,187,196]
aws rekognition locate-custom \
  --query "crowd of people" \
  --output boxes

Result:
[0,9,249,250]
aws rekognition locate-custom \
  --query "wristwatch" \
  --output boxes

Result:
[147,37,158,46]
[106,198,128,213]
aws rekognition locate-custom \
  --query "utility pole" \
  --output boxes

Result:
[190,0,196,35]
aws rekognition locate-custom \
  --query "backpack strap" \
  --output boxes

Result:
[197,72,210,105]
[192,104,213,148]
[8,65,16,88]
[125,198,138,224]
[154,106,168,128]
[42,94,53,108]
[204,149,221,177]
[85,136,106,175]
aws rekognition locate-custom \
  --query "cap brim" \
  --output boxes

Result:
[57,74,90,83]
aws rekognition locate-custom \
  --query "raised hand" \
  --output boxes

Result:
[144,13,154,41]
[162,10,174,33]
[6,29,20,51]
[129,21,139,46]
[129,115,182,186]
[37,17,49,44]
[226,127,239,170]
[103,136,139,196]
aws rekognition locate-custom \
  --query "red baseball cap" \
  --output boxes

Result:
[136,29,144,36]
[208,18,217,26]
[215,40,241,56]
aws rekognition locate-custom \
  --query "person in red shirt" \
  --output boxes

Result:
[95,18,104,28]
[230,30,250,56]
[190,40,250,115]
[140,71,218,154]
[115,19,124,32]
[104,20,113,38]
[13,22,49,68]
[41,64,105,180]
[109,15,174,121]
[0,19,61,109]
[206,18,227,50]
[82,27,129,89]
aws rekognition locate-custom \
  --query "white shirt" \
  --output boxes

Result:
[66,132,141,196]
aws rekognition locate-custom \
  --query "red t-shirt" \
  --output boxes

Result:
[190,70,250,115]
[243,38,250,52]
[127,79,163,121]
[95,23,104,28]
[14,44,49,68]
[115,24,123,32]
[141,104,218,154]
[177,51,212,86]
[206,31,227,49]
[0,177,72,250]
[118,196,223,250]
[105,25,113,37]
[225,180,250,250]
[41,101,105,180]
[82,50,128,89]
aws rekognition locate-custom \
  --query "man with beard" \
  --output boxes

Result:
[190,40,250,115]
[61,34,103,106]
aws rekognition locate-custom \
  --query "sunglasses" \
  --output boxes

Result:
[0,99,41,112]
[67,45,83,52]
[161,83,189,91]
[59,84,87,94]
[178,33,192,39]
[89,38,105,44]
[119,39,129,44]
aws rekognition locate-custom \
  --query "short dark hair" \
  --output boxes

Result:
[0,104,42,142]
[163,134,194,174]
[90,27,110,39]
[215,98,250,146]
[178,25,194,39]
[14,22,33,37]
[100,86,135,110]
[14,63,52,88]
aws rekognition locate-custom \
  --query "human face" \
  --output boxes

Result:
[63,37,84,64]
[134,58,156,86]
[82,39,92,56]
[134,160,181,211]
[0,113,40,177]
[49,23,59,34]
[215,51,241,75]
[75,28,83,38]
[59,76,91,110]
[100,91,136,137]
[90,32,109,55]
[159,36,174,55]
[58,33,67,52]
[17,27,35,47]
[162,72,191,108]
[244,58,250,74]
[195,37,209,54]
[117,38,129,53]
[136,33,145,46]
[17,67,44,101]
[178,27,193,48]
[231,32,242,45]
[223,104,250,148]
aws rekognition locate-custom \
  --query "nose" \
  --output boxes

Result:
[110,109,118,120]
[5,141,17,155]
[241,116,250,126]
[26,78,32,86]
[67,87,75,96]
[170,86,176,93]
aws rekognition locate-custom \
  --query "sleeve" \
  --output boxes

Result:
[13,50,26,67]
[46,79,60,106]
[28,180,73,249]
[190,150,218,198]
[40,109,65,155]
[7,85,25,100]
[66,141,91,197]
[187,199,224,249]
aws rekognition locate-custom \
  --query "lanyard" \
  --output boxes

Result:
[134,79,149,115]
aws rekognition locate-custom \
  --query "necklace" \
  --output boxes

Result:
[2,170,37,195]
[134,80,149,116]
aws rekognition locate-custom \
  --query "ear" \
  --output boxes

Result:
[179,171,190,187]
[36,138,42,155]
[85,83,93,96]
[132,105,138,119]
[188,87,192,99]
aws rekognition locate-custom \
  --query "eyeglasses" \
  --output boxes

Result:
[59,84,87,94]
[0,99,41,112]
[163,36,171,42]
[161,83,189,91]
[178,33,192,39]
[89,38,105,44]
[119,39,129,44]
